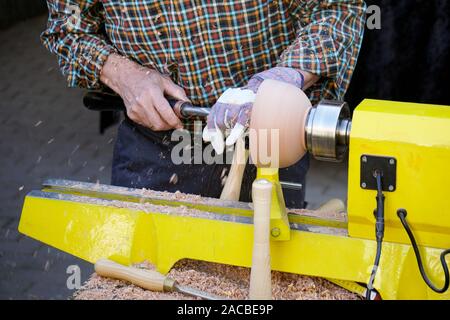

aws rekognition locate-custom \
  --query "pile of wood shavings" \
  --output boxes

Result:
[289,208,347,222]
[74,259,359,300]
[141,188,203,202]
[64,194,220,219]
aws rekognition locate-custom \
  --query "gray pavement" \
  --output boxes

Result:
[0,15,116,299]
[0,15,347,299]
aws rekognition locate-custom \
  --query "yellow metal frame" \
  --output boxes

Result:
[17,99,450,300]
[19,185,449,300]
[256,168,290,241]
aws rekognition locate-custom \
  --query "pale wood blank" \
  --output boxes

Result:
[220,135,249,201]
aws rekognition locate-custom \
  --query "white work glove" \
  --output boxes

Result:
[203,67,305,154]
[203,88,255,154]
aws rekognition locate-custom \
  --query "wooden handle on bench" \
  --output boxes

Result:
[249,179,273,300]
[316,198,345,214]
[95,259,171,292]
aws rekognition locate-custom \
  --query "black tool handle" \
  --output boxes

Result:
[83,91,181,112]
[83,91,124,111]
[83,91,210,119]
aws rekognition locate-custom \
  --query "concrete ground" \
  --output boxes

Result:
[0,15,347,299]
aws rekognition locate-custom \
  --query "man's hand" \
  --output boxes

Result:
[100,54,188,131]
[204,67,318,154]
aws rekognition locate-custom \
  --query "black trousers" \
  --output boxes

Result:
[111,118,309,208]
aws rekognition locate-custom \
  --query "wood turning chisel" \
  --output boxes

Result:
[95,259,225,300]
[84,91,249,202]
[83,91,210,119]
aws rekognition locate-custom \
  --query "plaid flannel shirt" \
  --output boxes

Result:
[41,0,366,107]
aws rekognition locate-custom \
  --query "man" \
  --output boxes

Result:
[41,0,366,208]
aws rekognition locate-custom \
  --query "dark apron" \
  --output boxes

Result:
[111,118,309,208]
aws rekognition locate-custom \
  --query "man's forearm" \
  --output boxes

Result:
[100,53,142,97]
[277,0,366,100]
[42,1,117,89]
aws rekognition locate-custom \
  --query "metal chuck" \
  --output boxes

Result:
[305,100,352,162]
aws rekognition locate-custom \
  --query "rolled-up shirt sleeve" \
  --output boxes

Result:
[41,0,116,89]
[278,0,366,100]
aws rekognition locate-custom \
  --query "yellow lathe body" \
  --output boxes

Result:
[348,100,450,249]
[18,99,450,300]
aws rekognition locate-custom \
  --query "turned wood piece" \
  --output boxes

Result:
[220,134,249,201]
[250,79,312,168]
[249,179,273,300]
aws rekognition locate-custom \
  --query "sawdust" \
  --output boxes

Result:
[140,188,204,202]
[76,189,345,223]
[137,188,347,222]
[288,208,347,222]
[65,181,347,223]
[61,192,221,219]
[74,259,359,300]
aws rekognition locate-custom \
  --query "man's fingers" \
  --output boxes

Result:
[203,87,257,154]
[207,103,231,130]
[140,103,169,131]
[126,101,167,131]
[204,112,225,154]
[226,123,245,146]
[163,78,189,102]
[210,125,225,155]
[225,102,251,145]
[152,91,183,129]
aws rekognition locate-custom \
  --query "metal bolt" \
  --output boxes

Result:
[389,159,395,165]
[271,228,281,237]
[361,182,367,188]
[388,185,394,191]
[362,156,367,163]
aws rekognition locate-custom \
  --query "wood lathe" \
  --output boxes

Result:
[18,81,450,300]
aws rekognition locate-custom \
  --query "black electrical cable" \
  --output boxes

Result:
[397,209,450,293]
[366,171,385,300]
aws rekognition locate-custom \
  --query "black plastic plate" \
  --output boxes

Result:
[360,155,396,192]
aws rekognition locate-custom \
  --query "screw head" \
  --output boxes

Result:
[361,182,367,188]
[271,228,281,237]
[389,159,395,165]
[362,156,367,163]
[388,185,394,191]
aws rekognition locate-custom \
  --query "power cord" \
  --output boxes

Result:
[397,209,450,293]
[366,170,385,300]
[364,170,450,297]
